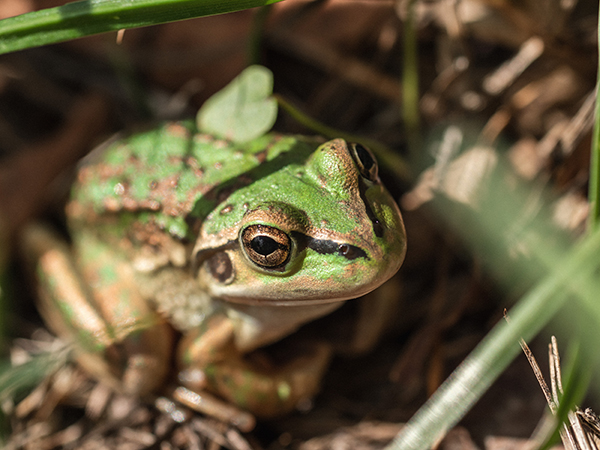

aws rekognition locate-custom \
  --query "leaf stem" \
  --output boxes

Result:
[274,94,412,182]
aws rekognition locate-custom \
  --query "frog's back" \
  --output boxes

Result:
[68,122,320,241]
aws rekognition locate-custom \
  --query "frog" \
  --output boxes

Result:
[21,121,406,427]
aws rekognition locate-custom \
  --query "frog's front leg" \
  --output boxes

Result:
[206,340,333,418]
[21,225,174,395]
[177,318,333,419]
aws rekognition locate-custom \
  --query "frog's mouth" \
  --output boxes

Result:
[212,284,385,307]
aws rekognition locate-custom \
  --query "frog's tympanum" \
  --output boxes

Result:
[23,123,406,426]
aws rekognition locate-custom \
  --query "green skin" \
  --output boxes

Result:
[25,121,407,419]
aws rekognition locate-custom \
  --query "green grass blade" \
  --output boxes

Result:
[0,0,284,55]
[588,5,600,230]
[385,147,600,450]
[401,0,421,160]
[0,349,70,403]
[385,228,600,450]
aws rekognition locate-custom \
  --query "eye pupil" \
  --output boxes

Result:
[251,235,279,256]
[241,225,291,270]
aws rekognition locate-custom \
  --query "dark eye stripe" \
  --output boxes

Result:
[192,231,370,278]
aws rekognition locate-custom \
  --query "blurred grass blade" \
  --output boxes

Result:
[0,348,70,403]
[588,5,600,230]
[0,0,284,55]
[274,94,413,182]
[0,217,7,349]
[401,0,421,160]
[385,228,600,450]
[385,144,600,450]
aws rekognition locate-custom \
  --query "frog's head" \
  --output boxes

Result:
[193,139,406,306]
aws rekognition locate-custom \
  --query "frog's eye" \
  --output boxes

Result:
[241,225,291,269]
[350,143,379,182]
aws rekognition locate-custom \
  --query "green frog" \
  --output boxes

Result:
[22,121,406,427]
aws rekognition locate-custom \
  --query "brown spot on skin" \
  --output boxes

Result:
[128,219,190,252]
[76,167,91,184]
[183,156,202,173]
[165,123,191,138]
[127,172,205,219]
[167,156,181,165]
[122,198,138,210]
[194,134,213,145]
[98,162,125,180]
[147,200,161,211]
[103,197,120,212]
[255,150,268,164]
[220,205,234,215]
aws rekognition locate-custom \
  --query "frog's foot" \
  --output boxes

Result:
[182,341,333,419]
[21,224,173,395]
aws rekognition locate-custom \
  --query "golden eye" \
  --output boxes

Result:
[349,142,379,182]
[241,225,291,269]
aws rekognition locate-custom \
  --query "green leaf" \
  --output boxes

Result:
[197,65,277,143]
[0,0,285,55]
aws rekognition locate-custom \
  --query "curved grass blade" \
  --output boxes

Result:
[385,228,600,450]
[0,0,284,55]
[385,144,600,450]
[588,4,600,230]
[0,347,70,403]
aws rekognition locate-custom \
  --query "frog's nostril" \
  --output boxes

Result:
[349,143,379,182]
[372,219,383,238]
